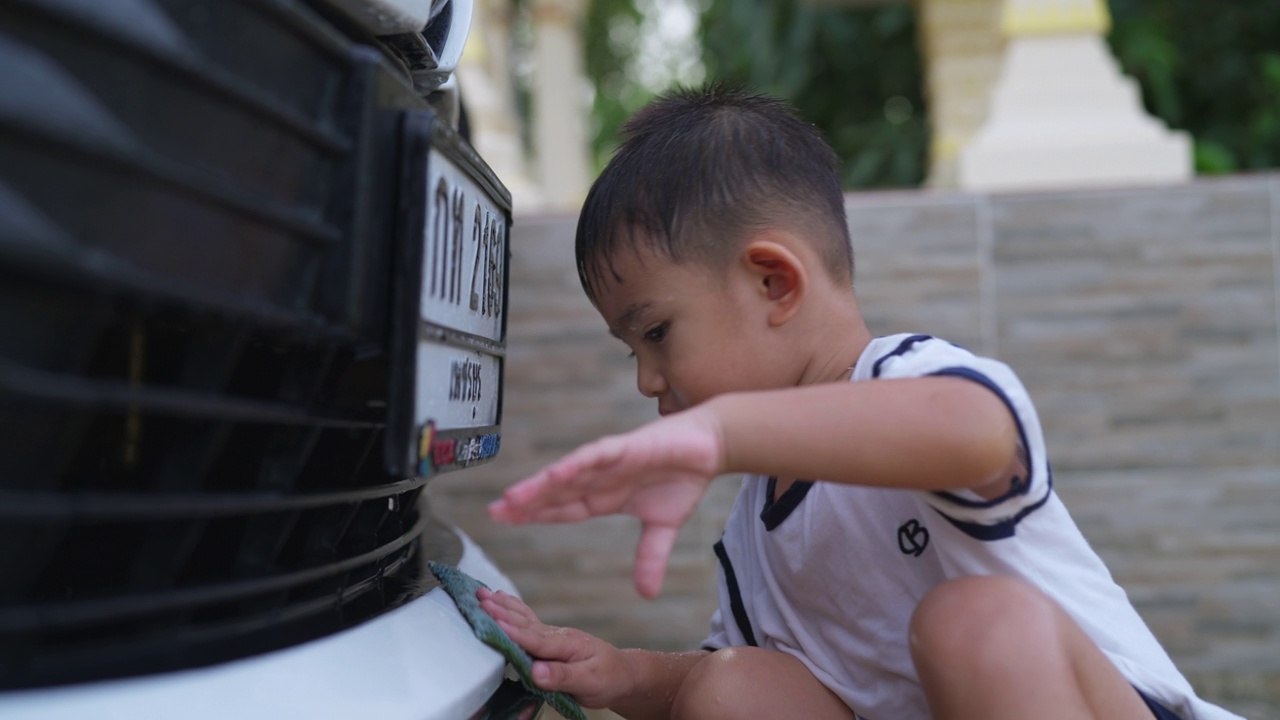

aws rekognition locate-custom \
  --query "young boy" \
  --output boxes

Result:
[482,86,1242,720]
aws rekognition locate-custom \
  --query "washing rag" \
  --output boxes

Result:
[427,561,587,720]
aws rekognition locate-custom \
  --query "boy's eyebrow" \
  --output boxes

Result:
[609,302,654,337]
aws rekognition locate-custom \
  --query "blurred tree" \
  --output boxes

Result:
[584,0,706,170]
[581,1,1280,187]
[583,0,927,188]
[1108,1,1280,174]
[584,0,647,169]
[699,0,928,189]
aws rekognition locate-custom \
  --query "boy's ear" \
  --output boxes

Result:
[741,238,806,327]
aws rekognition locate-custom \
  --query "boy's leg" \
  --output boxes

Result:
[910,575,1158,720]
[671,646,853,720]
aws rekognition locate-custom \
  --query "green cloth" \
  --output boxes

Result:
[427,561,587,720]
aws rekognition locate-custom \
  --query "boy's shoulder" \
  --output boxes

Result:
[857,333,994,382]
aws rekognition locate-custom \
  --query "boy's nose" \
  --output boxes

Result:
[636,363,667,399]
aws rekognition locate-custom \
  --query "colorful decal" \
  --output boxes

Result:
[416,422,502,477]
[417,421,437,477]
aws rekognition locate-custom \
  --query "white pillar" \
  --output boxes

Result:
[919,0,1006,188]
[959,0,1192,191]
[456,0,545,213]
[530,0,593,210]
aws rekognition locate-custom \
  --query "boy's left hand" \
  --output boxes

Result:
[488,407,724,599]
[477,587,633,709]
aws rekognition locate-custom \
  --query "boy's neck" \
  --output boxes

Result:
[793,295,874,387]
[775,300,872,498]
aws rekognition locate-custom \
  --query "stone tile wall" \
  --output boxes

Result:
[429,174,1280,717]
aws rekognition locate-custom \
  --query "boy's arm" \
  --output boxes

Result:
[612,648,709,720]
[714,376,1017,496]
[491,375,1020,598]
[478,588,705,720]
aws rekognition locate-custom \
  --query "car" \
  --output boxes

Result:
[0,0,532,717]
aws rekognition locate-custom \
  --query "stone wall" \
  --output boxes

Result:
[428,174,1280,717]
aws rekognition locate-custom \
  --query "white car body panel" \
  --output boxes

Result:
[0,529,516,720]
[318,0,473,69]
[321,0,434,34]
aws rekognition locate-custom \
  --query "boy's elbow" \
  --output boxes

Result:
[944,380,1019,489]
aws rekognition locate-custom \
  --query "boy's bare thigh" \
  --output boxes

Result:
[671,646,852,720]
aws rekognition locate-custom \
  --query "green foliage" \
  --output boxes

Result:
[581,1,1280,189]
[580,0,927,188]
[699,0,928,189]
[583,0,648,169]
[1108,1,1280,174]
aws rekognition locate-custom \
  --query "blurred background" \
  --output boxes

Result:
[433,1,1280,717]
[457,0,1280,207]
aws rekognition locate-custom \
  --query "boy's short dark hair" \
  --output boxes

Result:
[575,84,853,302]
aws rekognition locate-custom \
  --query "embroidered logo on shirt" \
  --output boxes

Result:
[897,519,930,557]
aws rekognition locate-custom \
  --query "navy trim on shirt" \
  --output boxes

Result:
[713,539,757,647]
[760,477,814,531]
[926,366,1037,510]
[871,334,934,379]
[930,470,1055,541]
[1136,686,1184,720]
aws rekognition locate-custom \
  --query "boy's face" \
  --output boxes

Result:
[593,246,788,415]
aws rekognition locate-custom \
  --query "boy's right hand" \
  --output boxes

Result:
[478,587,635,709]
[487,406,726,599]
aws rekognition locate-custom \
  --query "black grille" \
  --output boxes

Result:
[0,0,480,689]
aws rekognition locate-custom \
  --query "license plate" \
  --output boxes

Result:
[390,111,510,478]
[417,151,505,344]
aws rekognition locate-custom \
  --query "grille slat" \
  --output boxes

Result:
[0,253,348,345]
[12,545,416,686]
[8,0,354,154]
[0,478,427,520]
[0,360,382,429]
[127,520,210,592]
[2,126,345,246]
[0,509,426,634]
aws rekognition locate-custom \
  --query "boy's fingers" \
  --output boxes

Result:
[488,488,548,523]
[478,590,536,630]
[488,480,545,522]
[523,501,597,524]
[489,473,577,523]
[495,619,588,664]
[530,660,576,693]
[489,496,594,525]
[493,617,538,648]
[493,466,634,525]
[487,496,519,523]
[633,524,678,600]
[478,597,516,626]
[559,435,625,477]
[484,590,538,624]
[491,437,631,520]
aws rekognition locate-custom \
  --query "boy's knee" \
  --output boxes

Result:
[910,575,1058,670]
[910,577,1157,718]
[673,646,853,720]
[671,648,749,720]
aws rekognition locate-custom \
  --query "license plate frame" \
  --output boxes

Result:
[389,109,511,479]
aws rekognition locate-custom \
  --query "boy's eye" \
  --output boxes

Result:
[643,324,668,343]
